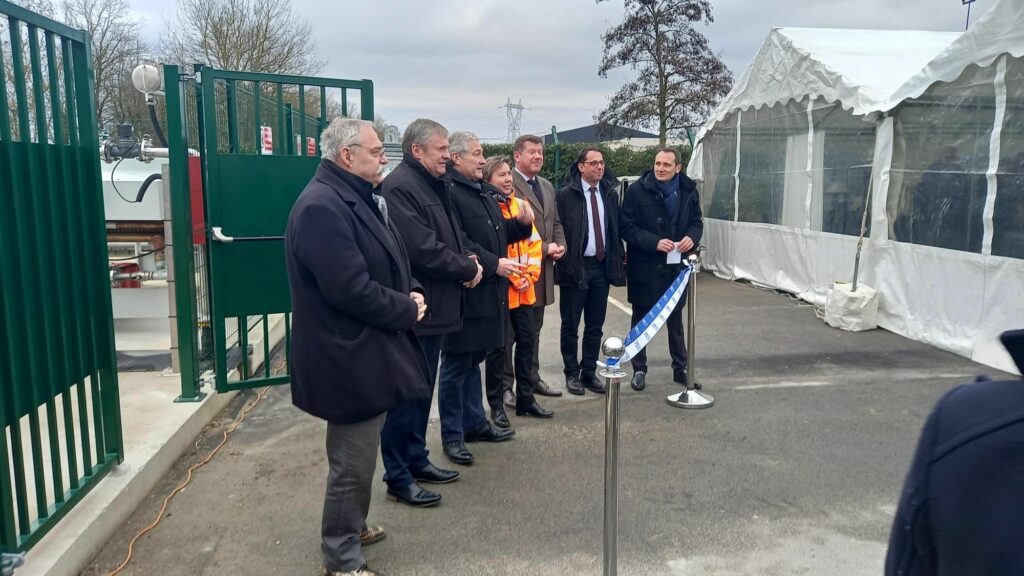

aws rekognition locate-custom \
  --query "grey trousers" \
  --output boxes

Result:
[321,414,385,572]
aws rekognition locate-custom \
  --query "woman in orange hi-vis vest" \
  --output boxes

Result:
[482,156,553,428]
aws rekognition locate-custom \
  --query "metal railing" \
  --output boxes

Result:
[1,0,122,553]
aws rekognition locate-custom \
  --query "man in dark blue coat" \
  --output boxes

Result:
[285,118,430,576]
[885,329,1024,576]
[619,148,704,391]
[379,119,483,507]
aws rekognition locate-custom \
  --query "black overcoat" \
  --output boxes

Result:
[619,171,704,309]
[285,160,430,424]
[885,330,1024,576]
[382,156,479,336]
[444,169,531,353]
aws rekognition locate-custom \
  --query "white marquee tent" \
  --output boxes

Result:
[687,0,1024,373]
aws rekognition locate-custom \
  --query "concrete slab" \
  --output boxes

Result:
[19,373,236,576]
[75,275,1014,576]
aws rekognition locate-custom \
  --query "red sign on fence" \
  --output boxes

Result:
[260,126,273,155]
[307,137,317,156]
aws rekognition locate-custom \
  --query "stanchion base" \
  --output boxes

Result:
[666,389,715,409]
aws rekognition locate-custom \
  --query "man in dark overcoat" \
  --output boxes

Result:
[619,147,704,391]
[885,329,1024,576]
[380,119,483,507]
[439,132,534,465]
[285,118,430,576]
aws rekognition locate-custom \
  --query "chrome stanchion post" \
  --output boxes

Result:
[600,337,627,576]
[667,254,715,409]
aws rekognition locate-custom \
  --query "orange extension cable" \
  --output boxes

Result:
[108,386,272,576]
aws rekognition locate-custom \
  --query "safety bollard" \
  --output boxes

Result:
[600,337,628,576]
[667,254,715,409]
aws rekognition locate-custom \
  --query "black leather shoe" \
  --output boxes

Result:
[386,482,441,508]
[673,368,688,384]
[533,379,563,397]
[583,377,606,394]
[411,462,459,485]
[673,368,702,390]
[516,402,553,418]
[502,389,516,408]
[466,423,515,443]
[491,407,511,429]
[443,441,474,465]
[630,371,646,392]
[566,374,585,396]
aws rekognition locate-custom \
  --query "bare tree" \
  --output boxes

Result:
[163,0,324,75]
[597,0,733,146]
[61,0,148,132]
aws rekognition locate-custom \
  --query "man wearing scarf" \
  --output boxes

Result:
[619,148,704,391]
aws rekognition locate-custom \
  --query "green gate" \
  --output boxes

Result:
[168,66,374,394]
[0,0,122,553]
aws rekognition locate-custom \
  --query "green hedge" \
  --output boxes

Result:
[481,143,690,185]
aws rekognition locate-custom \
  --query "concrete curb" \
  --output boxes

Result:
[20,384,238,576]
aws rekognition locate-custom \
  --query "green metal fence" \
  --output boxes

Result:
[0,0,122,553]
[167,66,373,396]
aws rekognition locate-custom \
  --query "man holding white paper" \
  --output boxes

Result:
[619,148,703,391]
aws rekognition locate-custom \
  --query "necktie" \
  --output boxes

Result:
[528,178,544,209]
[589,186,605,261]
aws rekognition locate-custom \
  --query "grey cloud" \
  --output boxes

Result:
[129,0,991,140]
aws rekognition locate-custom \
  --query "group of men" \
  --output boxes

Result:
[284,117,703,576]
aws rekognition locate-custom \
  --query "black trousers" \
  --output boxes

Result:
[484,306,536,409]
[559,258,610,381]
[629,295,688,374]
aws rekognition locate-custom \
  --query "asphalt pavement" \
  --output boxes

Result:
[81,275,1011,576]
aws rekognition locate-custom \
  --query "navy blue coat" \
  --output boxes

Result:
[381,157,479,336]
[285,160,430,424]
[886,330,1024,576]
[620,171,704,309]
[444,169,532,354]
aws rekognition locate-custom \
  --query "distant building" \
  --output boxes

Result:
[543,123,684,149]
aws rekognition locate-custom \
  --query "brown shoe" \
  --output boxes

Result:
[320,563,385,576]
[359,524,386,546]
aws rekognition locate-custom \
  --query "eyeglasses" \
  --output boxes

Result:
[350,144,386,158]
[582,160,606,167]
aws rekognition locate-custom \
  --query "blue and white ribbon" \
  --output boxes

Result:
[609,265,692,367]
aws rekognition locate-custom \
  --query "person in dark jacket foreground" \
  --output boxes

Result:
[619,148,704,391]
[439,132,534,465]
[379,119,483,508]
[555,148,626,396]
[885,329,1024,576]
[285,118,429,576]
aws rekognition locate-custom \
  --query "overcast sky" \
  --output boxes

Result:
[127,0,991,140]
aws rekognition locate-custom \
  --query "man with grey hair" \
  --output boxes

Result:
[439,131,533,464]
[379,119,482,507]
[286,117,430,576]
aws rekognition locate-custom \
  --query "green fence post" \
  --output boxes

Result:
[551,125,560,180]
[360,80,374,121]
[166,65,205,402]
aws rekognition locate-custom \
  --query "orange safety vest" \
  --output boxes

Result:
[498,190,542,309]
